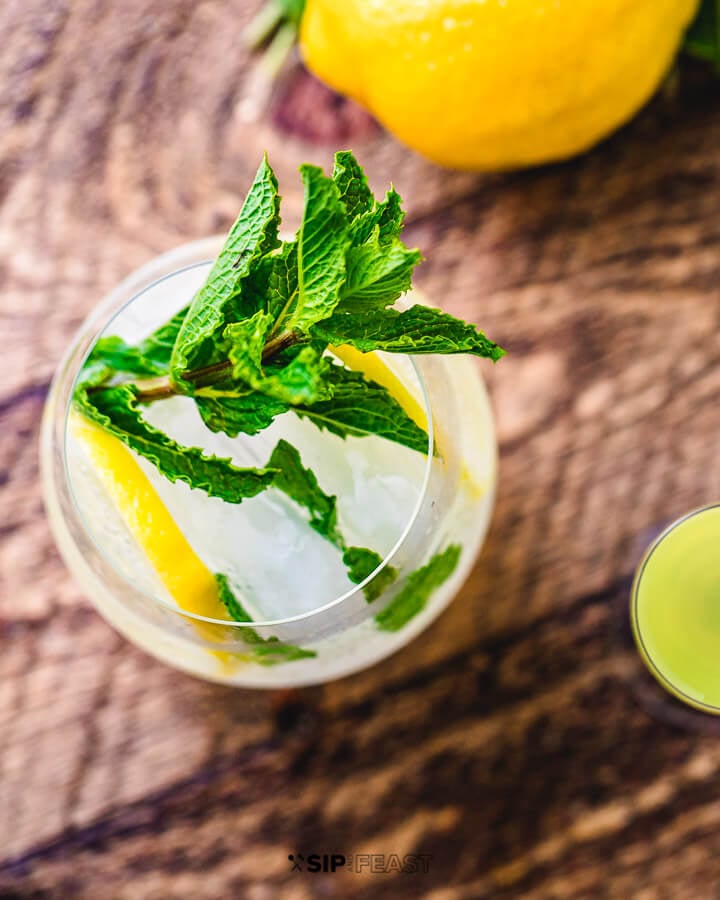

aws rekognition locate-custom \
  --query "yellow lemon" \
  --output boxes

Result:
[300,0,699,170]
[71,412,239,669]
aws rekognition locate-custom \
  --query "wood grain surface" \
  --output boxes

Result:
[2,2,720,897]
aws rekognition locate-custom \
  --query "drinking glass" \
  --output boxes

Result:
[41,238,497,687]
[630,504,720,718]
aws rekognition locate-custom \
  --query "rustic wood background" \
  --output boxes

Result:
[2,2,720,897]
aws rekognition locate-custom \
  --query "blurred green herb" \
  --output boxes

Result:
[375,545,461,632]
[684,0,720,70]
[244,0,307,80]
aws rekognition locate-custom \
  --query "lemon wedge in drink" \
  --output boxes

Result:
[71,411,239,670]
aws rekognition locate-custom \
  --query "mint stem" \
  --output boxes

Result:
[261,330,297,360]
[130,332,300,403]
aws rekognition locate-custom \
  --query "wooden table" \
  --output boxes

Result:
[2,3,720,897]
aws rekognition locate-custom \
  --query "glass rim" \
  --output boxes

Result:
[630,502,720,715]
[61,257,436,629]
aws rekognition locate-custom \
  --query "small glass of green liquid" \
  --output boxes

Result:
[631,505,720,715]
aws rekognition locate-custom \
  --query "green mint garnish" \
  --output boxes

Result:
[343,547,398,603]
[74,151,502,656]
[268,438,343,547]
[312,305,505,359]
[684,0,720,70]
[293,364,430,455]
[375,545,461,632]
[171,155,281,388]
[195,389,289,438]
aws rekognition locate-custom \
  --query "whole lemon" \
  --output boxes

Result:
[299,0,699,170]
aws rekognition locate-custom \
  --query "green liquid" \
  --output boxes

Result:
[632,506,720,712]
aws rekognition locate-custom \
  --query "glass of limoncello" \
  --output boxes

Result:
[631,505,720,716]
[41,238,497,687]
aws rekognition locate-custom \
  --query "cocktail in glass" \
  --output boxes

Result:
[631,504,720,715]
[42,238,497,687]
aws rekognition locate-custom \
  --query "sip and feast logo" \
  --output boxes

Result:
[288,853,432,874]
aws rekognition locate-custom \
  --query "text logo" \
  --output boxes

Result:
[288,853,432,874]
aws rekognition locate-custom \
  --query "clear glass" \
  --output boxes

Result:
[630,504,720,716]
[41,238,497,687]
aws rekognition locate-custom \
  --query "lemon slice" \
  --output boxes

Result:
[330,344,485,499]
[71,411,239,671]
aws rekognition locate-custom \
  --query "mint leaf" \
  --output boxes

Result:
[171,156,281,386]
[86,336,167,378]
[83,304,190,384]
[264,240,298,322]
[77,358,114,390]
[350,187,405,246]
[226,309,275,381]
[331,150,404,245]
[215,574,316,664]
[295,364,429,455]
[343,546,398,603]
[257,346,334,405]
[341,237,422,309]
[373,189,405,244]
[268,438,343,547]
[333,149,374,220]
[267,164,349,339]
[312,305,505,360]
[330,151,417,308]
[195,390,288,438]
[375,545,461,632]
[75,384,277,503]
[226,312,333,405]
[215,572,257,623]
[138,304,190,368]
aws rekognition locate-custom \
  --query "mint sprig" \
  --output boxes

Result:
[75,150,502,658]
